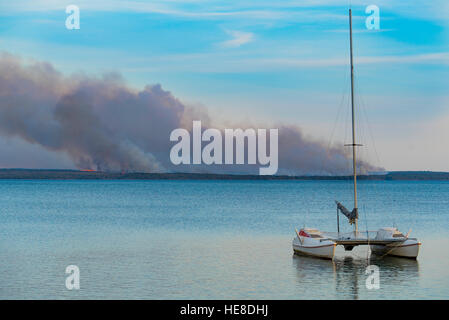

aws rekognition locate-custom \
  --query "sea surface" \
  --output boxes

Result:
[0,179,448,299]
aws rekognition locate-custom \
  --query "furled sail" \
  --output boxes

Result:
[335,201,358,225]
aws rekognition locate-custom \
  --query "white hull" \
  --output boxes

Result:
[292,236,336,260]
[371,239,421,259]
[292,227,421,260]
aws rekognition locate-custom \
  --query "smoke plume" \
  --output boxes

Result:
[0,52,382,175]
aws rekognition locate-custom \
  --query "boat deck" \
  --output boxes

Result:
[321,231,409,246]
[333,239,404,246]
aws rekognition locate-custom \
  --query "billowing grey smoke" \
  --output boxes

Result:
[275,125,379,175]
[0,52,382,175]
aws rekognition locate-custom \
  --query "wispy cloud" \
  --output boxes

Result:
[2,0,448,23]
[0,0,347,22]
[220,30,254,48]
[121,52,449,73]
[250,52,449,69]
[327,28,395,34]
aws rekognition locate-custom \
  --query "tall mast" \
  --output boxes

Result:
[349,8,358,233]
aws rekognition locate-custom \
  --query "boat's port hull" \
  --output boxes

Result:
[370,240,421,259]
[292,237,336,259]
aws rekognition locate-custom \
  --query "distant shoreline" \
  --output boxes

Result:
[0,169,448,180]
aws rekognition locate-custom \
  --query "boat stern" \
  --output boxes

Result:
[371,228,421,259]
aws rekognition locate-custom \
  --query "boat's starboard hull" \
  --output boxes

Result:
[370,239,421,259]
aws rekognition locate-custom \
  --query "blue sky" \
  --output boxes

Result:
[0,0,448,171]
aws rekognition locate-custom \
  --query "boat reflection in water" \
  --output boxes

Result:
[292,249,419,299]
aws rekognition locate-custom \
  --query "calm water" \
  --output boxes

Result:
[0,179,448,299]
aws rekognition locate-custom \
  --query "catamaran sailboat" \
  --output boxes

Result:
[292,9,421,260]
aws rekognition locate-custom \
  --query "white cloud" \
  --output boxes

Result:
[220,30,254,48]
